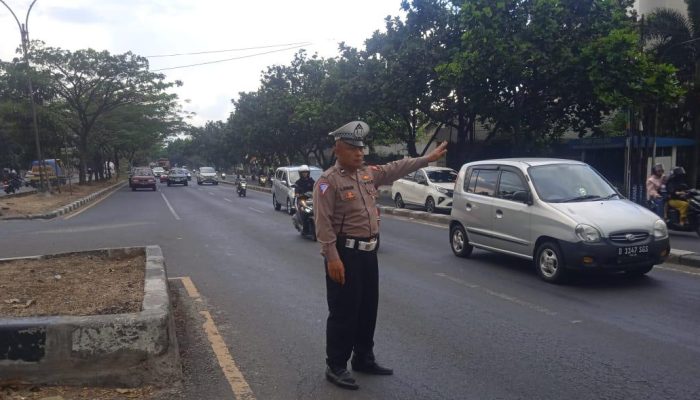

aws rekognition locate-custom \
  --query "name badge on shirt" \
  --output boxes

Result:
[344,191,356,201]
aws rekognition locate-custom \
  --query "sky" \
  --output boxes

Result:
[0,0,405,127]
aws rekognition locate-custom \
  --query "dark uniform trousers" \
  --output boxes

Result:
[325,240,379,369]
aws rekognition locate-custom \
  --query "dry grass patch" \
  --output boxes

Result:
[0,179,122,217]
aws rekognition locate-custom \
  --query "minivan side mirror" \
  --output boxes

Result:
[512,190,532,204]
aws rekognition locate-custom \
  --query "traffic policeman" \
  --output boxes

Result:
[313,121,447,390]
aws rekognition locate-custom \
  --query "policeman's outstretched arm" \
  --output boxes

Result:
[313,178,345,285]
[372,141,448,187]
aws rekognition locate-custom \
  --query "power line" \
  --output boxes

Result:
[151,44,311,72]
[145,41,313,58]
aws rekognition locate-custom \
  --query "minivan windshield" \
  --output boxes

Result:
[288,169,322,183]
[528,164,619,203]
[200,167,215,173]
[427,169,457,183]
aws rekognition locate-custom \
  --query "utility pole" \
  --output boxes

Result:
[1,0,50,193]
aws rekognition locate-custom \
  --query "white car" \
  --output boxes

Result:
[272,166,322,214]
[391,167,457,213]
[196,167,218,185]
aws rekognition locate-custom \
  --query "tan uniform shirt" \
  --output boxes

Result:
[313,157,430,261]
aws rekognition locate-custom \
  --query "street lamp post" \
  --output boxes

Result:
[0,0,50,193]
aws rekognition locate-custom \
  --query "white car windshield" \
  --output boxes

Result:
[289,170,322,182]
[427,170,457,183]
[528,164,618,203]
[200,167,215,173]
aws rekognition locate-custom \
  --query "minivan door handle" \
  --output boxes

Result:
[495,209,503,219]
[466,203,472,211]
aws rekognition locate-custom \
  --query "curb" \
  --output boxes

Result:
[0,180,126,220]
[377,204,700,269]
[219,179,272,194]
[0,245,181,387]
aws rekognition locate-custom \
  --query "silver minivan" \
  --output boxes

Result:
[449,159,670,283]
[272,166,323,214]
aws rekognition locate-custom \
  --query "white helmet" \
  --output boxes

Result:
[299,165,310,173]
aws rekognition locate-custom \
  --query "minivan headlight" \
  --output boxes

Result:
[575,224,601,243]
[653,219,668,239]
[436,186,448,194]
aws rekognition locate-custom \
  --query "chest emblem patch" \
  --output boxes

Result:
[344,191,356,200]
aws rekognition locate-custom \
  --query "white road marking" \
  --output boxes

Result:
[160,192,181,220]
[657,265,700,276]
[435,272,558,316]
[224,198,233,203]
[208,192,215,196]
[248,207,264,214]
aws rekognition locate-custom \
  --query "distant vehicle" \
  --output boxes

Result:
[197,167,218,185]
[272,165,322,214]
[449,158,670,283]
[152,167,165,178]
[29,159,66,187]
[159,172,169,183]
[183,169,192,181]
[130,167,157,191]
[157,158,171,170]
[167,168,188,186]
[392,166,457,213]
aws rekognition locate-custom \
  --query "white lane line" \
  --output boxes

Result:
[224,198,233,203]
[208,192,215,196]
[248,207,264,214]
[160,192,181,220]
[657,265,700,276]
[435,272,558,317]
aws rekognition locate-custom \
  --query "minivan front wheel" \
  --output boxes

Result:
[426,197,436,213]
[535,241,567,283]
[273,193,281,211]
[450,224,473,258]
[394,193,405,208]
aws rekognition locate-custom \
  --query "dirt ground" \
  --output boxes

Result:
[0,252,145,318]
[0,179,121,218]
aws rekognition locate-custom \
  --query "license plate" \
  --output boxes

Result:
[618,245,649,257]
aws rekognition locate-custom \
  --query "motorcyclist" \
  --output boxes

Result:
[294,165,315,233]
[646,163,666,218]
[666,166,690,225]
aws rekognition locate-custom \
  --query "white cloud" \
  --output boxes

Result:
[1,0,403,126]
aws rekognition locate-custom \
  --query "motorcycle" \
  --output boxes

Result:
[650,188,700,237]
[237,179,247,197]
[2,176,21,194]
[292,191,316,240]
[221,172,226,181]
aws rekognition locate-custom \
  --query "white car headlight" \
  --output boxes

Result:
[653,219,668,239]
[575,224,601,243]
[436,186,448,194]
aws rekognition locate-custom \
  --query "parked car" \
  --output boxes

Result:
[272,166,323,214]
[130,167,157,191]
[448,158,670,283]
[392,166,457,213]
[152,167,165,178]
[197,167,218,185]
[167,168,188,186]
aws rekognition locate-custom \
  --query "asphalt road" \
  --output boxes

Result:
[2,182,700,399]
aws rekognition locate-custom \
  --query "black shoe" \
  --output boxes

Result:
[325,366,359,390]
[351,358,394,375]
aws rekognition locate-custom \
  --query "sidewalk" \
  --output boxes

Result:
[376,185,700,269]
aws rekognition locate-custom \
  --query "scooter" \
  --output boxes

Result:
[2,176,21,194]
[237,179,247,197]
[292,192,316,240]
[221,172,226,181]
[651,188,700,237]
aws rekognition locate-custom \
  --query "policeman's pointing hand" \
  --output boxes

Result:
[427,141,448,162]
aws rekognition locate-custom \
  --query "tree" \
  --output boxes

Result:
[29,44,182,183]
[645,0,700,184]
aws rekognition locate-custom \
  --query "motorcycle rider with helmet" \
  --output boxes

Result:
[667,166,690,226]
[294,165,315,234]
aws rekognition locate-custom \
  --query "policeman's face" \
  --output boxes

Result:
[335,140,364,170]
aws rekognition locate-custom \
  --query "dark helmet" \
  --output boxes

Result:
[672,166,686,177]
